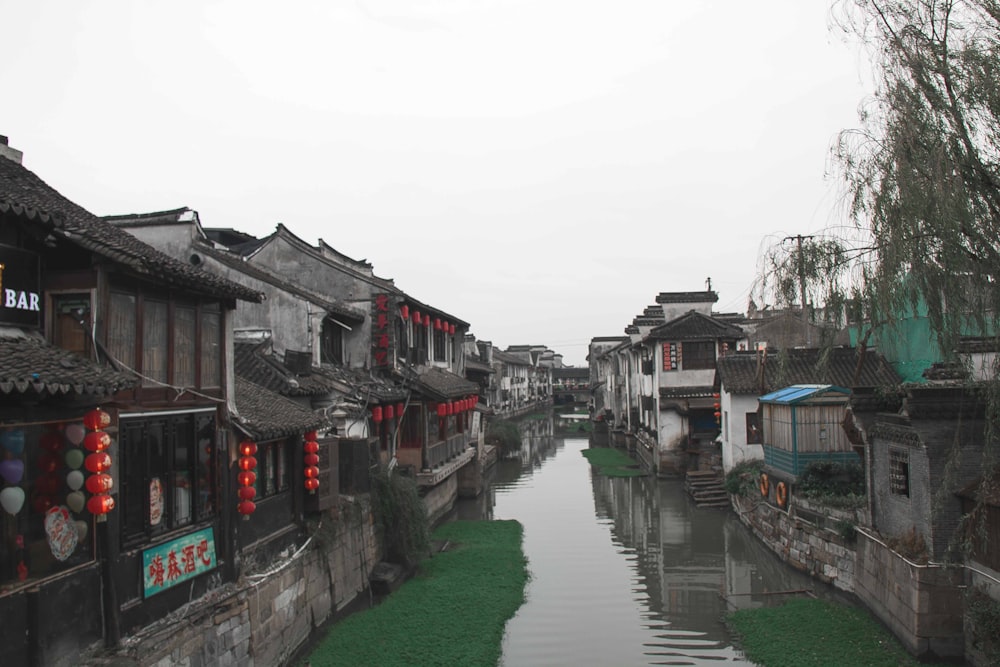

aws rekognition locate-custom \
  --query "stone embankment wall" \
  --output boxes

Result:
[89,496,380,667]
[732,495,857,591]
[853,528,964,659]
[732,494,966,661]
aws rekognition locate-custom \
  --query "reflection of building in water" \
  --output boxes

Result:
[591,474,818,658]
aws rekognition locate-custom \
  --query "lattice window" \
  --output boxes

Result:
[889,447,910,497]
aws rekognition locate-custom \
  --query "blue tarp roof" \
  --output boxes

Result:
[758,384,851,405]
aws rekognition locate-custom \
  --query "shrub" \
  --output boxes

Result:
[485,419,522,451]
[797,461,865,498]
[371,465,429,566]
[724,459,764,496]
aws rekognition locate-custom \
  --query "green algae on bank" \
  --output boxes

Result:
[727,597,950,667]
[581,446,647,477]
[304,520,528,667]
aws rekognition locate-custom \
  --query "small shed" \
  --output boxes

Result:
[760,384,855,476]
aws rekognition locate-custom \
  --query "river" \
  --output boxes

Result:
[456,413,827,667]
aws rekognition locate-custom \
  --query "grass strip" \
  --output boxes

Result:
[581,446,646,477]
[304,520,528,667]
[727,597,949,667]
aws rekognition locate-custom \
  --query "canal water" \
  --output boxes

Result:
[461,414,827,667]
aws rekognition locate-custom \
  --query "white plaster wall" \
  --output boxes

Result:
[721,392,763,472]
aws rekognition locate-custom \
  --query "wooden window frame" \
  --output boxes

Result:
[682,340,716,370]
[108,287,223,397]
[120,411,218,547]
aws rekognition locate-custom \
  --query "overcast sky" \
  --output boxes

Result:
[2,1,870,366]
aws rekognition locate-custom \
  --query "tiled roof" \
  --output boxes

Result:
[0,157,263,303]
[716,348,901,395]
[647,311,744,341]
[414,366,479,399]
[0,333,136,397]
[234,377,328,441]
[492,349,532,366]
[656,291,718,304]
[464,356,494,374]
[659,385,715,399]
[235,342,407,403]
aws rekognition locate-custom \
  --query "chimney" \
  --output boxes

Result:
[0,136,24,164]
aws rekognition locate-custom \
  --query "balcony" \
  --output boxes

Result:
[417,433,475,487]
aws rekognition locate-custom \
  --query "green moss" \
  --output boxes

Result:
[727,598,950,666]
[581,447,646,477]
[305,520,528,667]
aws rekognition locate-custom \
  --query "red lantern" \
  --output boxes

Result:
[36,473,60,496]
[87,494,115,515]
[238,486,257,501]
[32,495,54,514]
[37,452,60,473]
[396,402,404,417]
[86,473,114,494]
[446,402,454,416]
[372,406,383,423]
[437,403,446,417]
[714,411,722,419]
[237,500,256,517]
[305,430,318,441]
[304,466,319,479]
[449,324,455,335]
[385,405,394,420]
[304,453,320,467]
[84,452,111,473]
[423,314,430,327]
[400,305,409,320]
[239,440,258,457]
[84,431,111,452]
[412,310,421,323]
[237,471,256,487]
[304,440,320,454]
[39,431,63,452]
[304,478,319,491]
[238,456,257,471]
[434,318,442,330]
[84,408,112,431]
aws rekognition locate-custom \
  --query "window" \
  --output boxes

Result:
[108,292,136,369]
[174,306,196,387]
[142,300,168,387]
[201,307,221,387]
[120,411,217,544]
[255,440,290,498]
[51,293,91,356]
[682,341,716,370]
[320,318,344,364]
[889,448,910,496]
[433,328,446,361]
[746,412,762,444]
[0,420,95,588]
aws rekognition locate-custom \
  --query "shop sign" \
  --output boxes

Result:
[0,244,41,328]
[142,526,216,597]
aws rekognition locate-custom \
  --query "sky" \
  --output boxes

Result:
[2,1,872,367]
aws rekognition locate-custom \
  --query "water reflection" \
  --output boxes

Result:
[461,411,825,667]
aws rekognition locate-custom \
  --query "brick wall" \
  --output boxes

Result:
[87,496,380,666]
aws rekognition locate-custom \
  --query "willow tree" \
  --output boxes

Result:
[833,0,1000,560]
[834,0,1000,356]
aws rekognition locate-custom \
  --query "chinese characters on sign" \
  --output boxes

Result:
[142,527,216,597]
[372,293,391,367]
[662,342,681,371]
